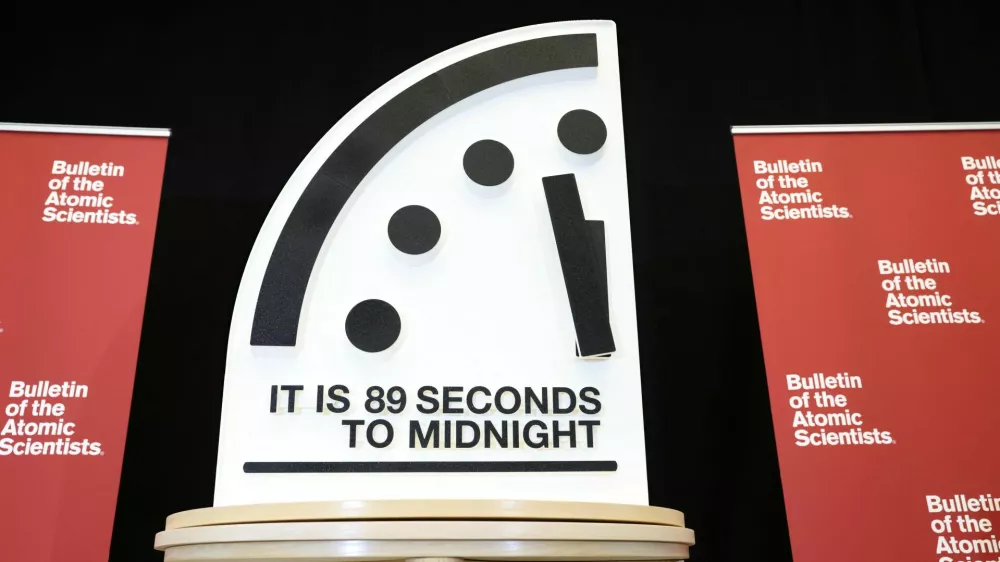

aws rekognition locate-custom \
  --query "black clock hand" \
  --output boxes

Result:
[542,173,616,358]
[578,220,612,358]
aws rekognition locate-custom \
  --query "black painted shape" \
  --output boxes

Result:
[252,34,599,346]
[543,174,615,357]
[244,460,617,473]
[463,139,514,186]
[388,205,441,255]
[575,220,611,358]
[345,299,401,352]
[558,109,607,154]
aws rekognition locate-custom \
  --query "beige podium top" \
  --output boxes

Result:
[165,499,686,530]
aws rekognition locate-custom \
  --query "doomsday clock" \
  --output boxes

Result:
[215,20,649,507]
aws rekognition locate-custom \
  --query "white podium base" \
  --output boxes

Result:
[155,500,694,561]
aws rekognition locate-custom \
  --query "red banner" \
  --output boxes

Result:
[734,125,1000,562]
[0,124,168,562]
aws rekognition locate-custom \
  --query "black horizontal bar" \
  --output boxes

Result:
[243,460,617,473]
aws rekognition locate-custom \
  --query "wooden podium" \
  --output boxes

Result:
[155,500,694,561]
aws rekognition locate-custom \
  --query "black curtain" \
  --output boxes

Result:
[4,3,998,561]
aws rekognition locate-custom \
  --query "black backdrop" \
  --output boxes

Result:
[5,3,999,561]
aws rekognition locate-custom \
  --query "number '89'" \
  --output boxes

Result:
[365,386,406,414]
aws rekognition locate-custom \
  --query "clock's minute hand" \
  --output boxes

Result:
[542,173,616,358]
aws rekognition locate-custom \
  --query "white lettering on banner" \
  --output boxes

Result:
[2,381,102,456]
[42,159,138,226]
[961,156,1000,170]
[927,493,1000,561]
[757,190,823,204]
[784,372,894,447]
[786,373,862,390]
[961,155,1000,217]
[51,160,126,177]
[752,159,824,174]
[876,258,984,326]
[44,191,115,208]
[9,380,88,399]
[750,158,851,221]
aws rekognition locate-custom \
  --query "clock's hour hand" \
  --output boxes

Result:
[542,173,616,358]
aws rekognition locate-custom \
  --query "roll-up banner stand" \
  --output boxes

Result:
[732,123,1000,562]
[0,123,169,561]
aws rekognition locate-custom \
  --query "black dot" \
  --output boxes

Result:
[463,139,514,186]
[557,110,607,154]
[345,299,401,353]
[388,205,440,255]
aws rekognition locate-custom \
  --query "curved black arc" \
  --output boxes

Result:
[251,33,599,346]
